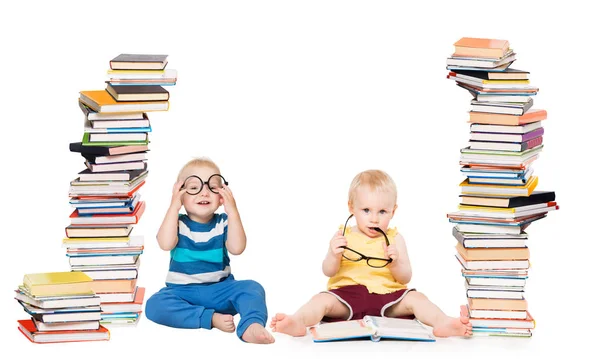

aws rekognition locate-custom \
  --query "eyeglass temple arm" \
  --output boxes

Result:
[342,214,354,235]
[373,227,390,246]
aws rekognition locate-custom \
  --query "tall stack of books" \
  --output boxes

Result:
[14,272,109,343]
[445,38,559,338]
[66,54,177,326]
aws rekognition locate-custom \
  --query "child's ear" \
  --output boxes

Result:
[347,201,354,215]
[391,204,398,217]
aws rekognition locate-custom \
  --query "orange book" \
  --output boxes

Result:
[468,298,528,311]
[469,109,547,126]
[17,319,110,343]
[456,242,530,261]
[90,278,137,294]
[101,287,146,313]
[79,90,169,113]
[453,37,510,58]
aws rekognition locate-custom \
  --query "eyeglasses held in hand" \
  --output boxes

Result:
[340,214,392,268]
[181,174,228,195]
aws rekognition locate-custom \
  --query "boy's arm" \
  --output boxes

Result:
[224,211,246,255]
[322,230,345,277]
[387,233,412,285]
[219,186,246,255]
[156,204,181,251]
[156,180,185,251]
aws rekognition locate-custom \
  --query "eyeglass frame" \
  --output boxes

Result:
[180,174,229,195]
[340,214,393,268]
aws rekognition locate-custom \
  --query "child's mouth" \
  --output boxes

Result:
[197,201,210,205]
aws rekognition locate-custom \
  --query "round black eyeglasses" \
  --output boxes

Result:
[181,174,228,195]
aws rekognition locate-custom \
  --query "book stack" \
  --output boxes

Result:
[445,38,559,338]
[14,272,110,343]
[66,54,177,326]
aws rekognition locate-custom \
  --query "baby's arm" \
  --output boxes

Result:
[387,232,412,285]
[322,230,346,277]
[219,186,246,255]
[156,180,185,251]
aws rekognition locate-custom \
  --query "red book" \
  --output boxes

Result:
[17,319,110,343]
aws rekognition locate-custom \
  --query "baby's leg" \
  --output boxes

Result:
[145,286,218,331]
[226,279,274,344]
[384,291,472,337]
[270,292,350,337]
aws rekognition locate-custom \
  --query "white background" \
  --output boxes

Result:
[1,0,596,357]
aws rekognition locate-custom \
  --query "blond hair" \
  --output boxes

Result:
[177,157,221,181]
[348,169,397,205]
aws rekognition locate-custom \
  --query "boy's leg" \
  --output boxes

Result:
[270,292,350,337]
[220,279,274,344]
[145,285,216,330]
[383,291,472,337]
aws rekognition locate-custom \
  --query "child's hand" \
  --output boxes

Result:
[170,180,186,209]
[383,241,398,262]
[329,230,347,257]
[217,185,238,215]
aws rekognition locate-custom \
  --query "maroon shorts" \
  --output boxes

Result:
[322,285,415,322]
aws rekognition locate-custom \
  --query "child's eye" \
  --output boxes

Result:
[362,209,370,214]
[379,210,387,214]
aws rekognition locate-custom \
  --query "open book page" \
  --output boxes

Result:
[365,316,436,341]
[310,319,376,341]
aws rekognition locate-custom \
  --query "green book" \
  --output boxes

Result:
[81,132,149,147]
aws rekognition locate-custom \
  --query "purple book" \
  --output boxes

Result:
[521,127,544,141]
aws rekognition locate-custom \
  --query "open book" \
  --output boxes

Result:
[310,316,435,342]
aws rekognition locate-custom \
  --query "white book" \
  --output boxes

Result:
[465,276,527,287]
[81,269,138,280]
[85,160,147,173]
[14,290,101,309]
[470,121,542,134]
[91,119,150,129]
[466,289,524,300]
[68,254,140,266]
[33,318,100,331]
[468,308,527,320]
[455,223,523,235]
[89,132,148,142]
[91,152,148,164]
[474,95,533,103]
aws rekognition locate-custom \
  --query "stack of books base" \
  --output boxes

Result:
[63,231,145,326]
[15,272,109,343]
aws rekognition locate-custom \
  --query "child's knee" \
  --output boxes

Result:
[144,296,162,323]
[243,280,265,297]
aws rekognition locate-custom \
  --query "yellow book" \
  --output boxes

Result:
[457,205,517,213]
[459,176,538,197]
[481,79,530,84]
[23,272,94,297]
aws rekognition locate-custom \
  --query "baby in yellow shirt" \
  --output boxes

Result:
[270,169,472,338]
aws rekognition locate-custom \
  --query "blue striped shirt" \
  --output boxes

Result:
[165,213,231,286]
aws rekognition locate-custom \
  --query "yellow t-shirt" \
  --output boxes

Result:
[327,226,407,294]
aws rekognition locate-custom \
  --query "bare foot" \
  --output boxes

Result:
[432,307,472,338]
[241,323,275,344]
[211,313,235,333]
[269,313,307,337]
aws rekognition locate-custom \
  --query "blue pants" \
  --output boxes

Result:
[145,276,267,340]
